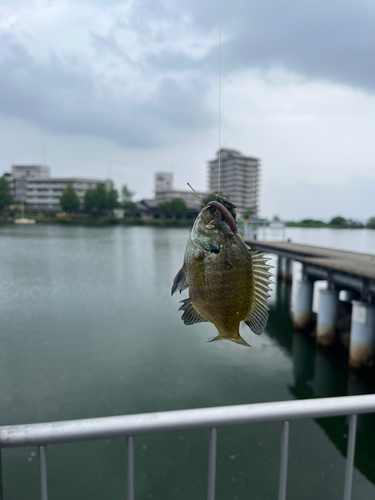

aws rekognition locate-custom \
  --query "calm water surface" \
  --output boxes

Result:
[1,225,375,500]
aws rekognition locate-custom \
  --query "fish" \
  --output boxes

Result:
[171,201,273,346]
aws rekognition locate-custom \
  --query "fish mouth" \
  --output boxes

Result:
[206,201,237,234]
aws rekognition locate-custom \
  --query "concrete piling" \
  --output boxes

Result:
[293,280,314,330]
[277,257,293,282]
[349,301,375,368]
[284,258,293,283]
[316,289,339,346]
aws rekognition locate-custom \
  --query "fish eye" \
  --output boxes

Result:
[210,246,220,254]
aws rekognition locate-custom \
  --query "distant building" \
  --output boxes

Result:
[6,164,112,211]
[26,178,112,212]
[135,172,206,219]
[154,172,206,207]
[135,199,201,219]
[207,149,260,215]
[11,165,51,203]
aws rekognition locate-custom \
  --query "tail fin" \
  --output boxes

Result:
[207,334,251,347]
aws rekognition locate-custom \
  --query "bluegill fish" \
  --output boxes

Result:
[171,202,273,346]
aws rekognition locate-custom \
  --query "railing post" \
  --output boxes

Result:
[38,446,48,500]
[207,427,217,500]
[343,414,357,500]
[126,436,134,500]
[278,421,289,500]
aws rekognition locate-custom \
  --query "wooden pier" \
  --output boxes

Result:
[248,241,375,294]
[246,240,375,367]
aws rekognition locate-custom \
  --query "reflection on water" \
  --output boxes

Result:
[1,225,375,500]
[271,274,375,489]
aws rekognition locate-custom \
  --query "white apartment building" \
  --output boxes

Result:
[26,178,112,211]
[11,165,51,204]
[8,165,112,211]
[208,149,260,215]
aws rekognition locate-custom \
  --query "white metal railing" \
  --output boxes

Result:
[1,394,375,500]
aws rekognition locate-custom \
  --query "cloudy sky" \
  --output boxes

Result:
[1,0,375,220]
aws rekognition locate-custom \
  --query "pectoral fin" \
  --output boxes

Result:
[178,298,208,325]
[171,266,188,295]
[244,251,274,335]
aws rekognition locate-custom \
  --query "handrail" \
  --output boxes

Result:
[1,394,375,500]
[1,394,375,448]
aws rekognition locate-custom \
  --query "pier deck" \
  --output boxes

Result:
[247,240,375,294]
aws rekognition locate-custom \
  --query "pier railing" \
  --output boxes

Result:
[1,394,375,500]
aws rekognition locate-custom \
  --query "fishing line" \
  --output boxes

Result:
[218,0,222,194]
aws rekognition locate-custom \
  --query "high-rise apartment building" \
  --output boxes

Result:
[208,149,260,215]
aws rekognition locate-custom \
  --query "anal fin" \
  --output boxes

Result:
[179,298,208,325]
[171,266,188,295]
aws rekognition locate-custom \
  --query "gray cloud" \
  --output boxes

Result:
[0,32,214,148]
[141,0,375,93]
[1,0,375,151]
[221,0,375,92]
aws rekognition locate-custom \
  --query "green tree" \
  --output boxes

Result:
[157,198,188,219]
[84,184,119,213]
[203,192,222,205]
[242,210,254,220]
[95,184,108,211]
[169,198,188,218]
[106,188,119,211]
[84,188,96,211]
[0,176,13,214]
[121,184,136,217]
[329,216,349,228]
[157,201,173,218]
[366,217,375,229]
[347,219,364,229]
[60,184,80,213]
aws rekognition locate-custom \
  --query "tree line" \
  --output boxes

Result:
[2,175,375,227]
[55,183,136,215]
[287,216,375,229]
[0,177,137,216]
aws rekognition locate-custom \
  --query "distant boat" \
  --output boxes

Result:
[14,217,36,224]
[14,200,36,224]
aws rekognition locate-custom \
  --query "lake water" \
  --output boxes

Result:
[1,225,375,500]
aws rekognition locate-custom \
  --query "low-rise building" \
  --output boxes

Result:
[154,172,206,207]
[135,199,201,219]
[11,165,51,204]
[26,178,112,211]
[5,165,112,211]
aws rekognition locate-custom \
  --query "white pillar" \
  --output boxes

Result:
[339,290,357,303]
[316,289,339,346]
[284,258,293,283]
[349,301,375,368]
[293,280,314,330]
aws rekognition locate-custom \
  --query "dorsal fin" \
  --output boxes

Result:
[171,266,188,295]
[178,298,208,325]
[244,251,274,335]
